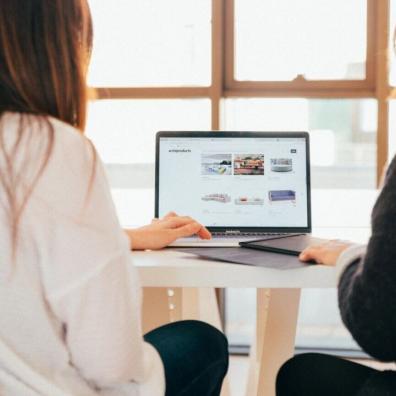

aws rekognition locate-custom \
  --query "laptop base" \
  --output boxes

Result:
[169,233,305,248]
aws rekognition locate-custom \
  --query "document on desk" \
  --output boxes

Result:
[176,247,307,270]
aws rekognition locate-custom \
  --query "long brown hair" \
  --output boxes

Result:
[0,0,94,258]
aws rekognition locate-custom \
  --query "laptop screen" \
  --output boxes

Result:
[156,132,310,231]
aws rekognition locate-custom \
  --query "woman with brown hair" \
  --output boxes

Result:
[0,1,228,395]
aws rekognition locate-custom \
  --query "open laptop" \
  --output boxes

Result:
[155,131,311,247]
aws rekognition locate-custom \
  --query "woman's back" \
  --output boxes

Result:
[0,113,164,395]
[0,2,228,394]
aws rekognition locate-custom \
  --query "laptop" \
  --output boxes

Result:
[155,131,312,247]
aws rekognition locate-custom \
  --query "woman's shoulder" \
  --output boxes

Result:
[48,115,89,145]
[48,115,97,171]
[1,112,101,216]
[2,111,93,154]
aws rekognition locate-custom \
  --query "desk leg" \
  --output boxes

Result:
[142,288,173,334]
[143,287,230,396]
[246,288,301,396]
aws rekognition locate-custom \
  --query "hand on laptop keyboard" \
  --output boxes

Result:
[125,212,212,250]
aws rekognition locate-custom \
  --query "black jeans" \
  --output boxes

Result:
[144,320,229,396]
[276,353,396,396]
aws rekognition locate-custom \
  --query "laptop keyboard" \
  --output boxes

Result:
[211,232,288,238]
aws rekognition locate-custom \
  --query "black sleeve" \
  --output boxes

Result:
[338,156,396,362]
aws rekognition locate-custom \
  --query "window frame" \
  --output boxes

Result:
[92,0,391,185]
[224,0,377,94]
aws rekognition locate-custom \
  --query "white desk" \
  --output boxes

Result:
[113,189,376,396]
[135,248,336,289]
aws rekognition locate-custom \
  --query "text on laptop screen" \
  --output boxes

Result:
[158,136,308,228]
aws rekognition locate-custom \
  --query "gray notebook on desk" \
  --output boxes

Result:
[240,235,327,256]
[176,247,309,270]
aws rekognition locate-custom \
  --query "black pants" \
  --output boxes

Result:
[276,353,396,396]
[144,320,229,396]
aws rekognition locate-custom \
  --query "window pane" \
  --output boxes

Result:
[226,288,360,351]
[86,99,211,163]
[296,289,358,350]
[226,288,256,346]
[235,0,367,81]
[224,98,376,352]
[222,98,377,189]
[389,100,396,159]
[86,99,211,188]
[88,0,211,87]
[390,1,396,86]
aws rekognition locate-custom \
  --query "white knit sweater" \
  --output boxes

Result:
[0,113,164,396]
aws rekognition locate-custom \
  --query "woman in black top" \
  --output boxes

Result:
[276,157,396,395]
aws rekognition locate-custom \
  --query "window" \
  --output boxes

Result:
[223,98,377,189]
[88,0,211,87]
[88,0,391,355]
[389,0,396,87]
[86,100,211,164]
[86,99,211,189]
[389,100,396,159]
[226,288,360,351]
[234,0,367,81]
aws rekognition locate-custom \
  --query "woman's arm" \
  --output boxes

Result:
[300,157,396,361]
[337,157,396,361]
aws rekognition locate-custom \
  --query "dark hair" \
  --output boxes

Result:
[0,0,94,259]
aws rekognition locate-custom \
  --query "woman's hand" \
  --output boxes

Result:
[125,212,211,250]
[299,239,353,266]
